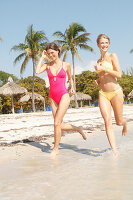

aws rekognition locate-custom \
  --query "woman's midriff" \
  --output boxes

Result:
[99,74,120,92]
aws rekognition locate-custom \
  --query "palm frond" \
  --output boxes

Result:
[20,56,30,74]
[60,44,70,52]
[11,43,27,52]
[13,53,26,65]
[53,40,67,46]
[75,33,91,44]
[79,44,93,52]
[130,49,133,53]
[73,46,82,61]
[33,31,48,43]
[62,51,68,61]
[53,31,65,38]
[69,22,86,39]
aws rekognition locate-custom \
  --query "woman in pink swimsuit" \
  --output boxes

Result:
[36,43,86,157]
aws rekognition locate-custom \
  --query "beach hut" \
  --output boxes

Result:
[0,77,27,113]
[19,92,45,111]
[70,92,92,107]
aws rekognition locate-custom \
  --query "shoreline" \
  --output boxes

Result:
[0,105,133,146]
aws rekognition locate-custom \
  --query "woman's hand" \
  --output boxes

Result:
[94,64,103,71]
[93,80,99,86]
[41,50,47,59]
[70,87,75,95]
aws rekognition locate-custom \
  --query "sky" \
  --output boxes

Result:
[0,0,133,85]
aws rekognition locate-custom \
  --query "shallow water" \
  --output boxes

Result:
[0,129,133,200]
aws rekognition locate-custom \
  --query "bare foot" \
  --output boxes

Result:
[113,149,119,157]
[50,149,59,158]
[122,122,127,136]
[78,126,87,140]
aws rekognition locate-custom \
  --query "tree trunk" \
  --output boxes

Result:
[44,100,45,111]
[32,59,36,112]
[72,52,78,108]
[11,95,15,114]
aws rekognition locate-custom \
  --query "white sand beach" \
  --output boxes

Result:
[0,105,133,200]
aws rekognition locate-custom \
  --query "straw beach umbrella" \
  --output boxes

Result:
[70,92,92,107]
[19,92,45,111]
[128,90,133,99]
[0,77,27,113]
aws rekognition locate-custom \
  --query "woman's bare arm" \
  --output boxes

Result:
[66,63,75,94]
[35,51,47,74]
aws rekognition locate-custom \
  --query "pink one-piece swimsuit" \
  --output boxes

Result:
[47,62,69,104]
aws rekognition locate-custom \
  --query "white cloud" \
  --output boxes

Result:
[71,60,97,75]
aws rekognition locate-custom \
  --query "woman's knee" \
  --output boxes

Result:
[104,118,112,127]
[54,119,61,127]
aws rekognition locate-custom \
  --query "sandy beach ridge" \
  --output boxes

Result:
[0,105,133,145]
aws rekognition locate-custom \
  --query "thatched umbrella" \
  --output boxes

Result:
[128,90,133,99]
[19,92,45,111]
[0,77,27,113]
[70,92,92,107]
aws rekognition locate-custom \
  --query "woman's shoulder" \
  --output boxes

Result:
[109,53,118,60]
[63,61,71,70]
[63,61,70,66]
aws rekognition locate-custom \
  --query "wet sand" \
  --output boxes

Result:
[0,106,133,200]
[0,124,133,199]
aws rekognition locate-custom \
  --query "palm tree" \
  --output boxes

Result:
[53,22,93,108]
[11,25,48,112]
[130,49,133,76]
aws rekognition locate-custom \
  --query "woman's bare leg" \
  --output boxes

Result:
[50,94,70,156]
[61,123,86,140]
[111,90,127,136]
[50,94,86,157]
[50,98,86,141]
[99,93,118,155]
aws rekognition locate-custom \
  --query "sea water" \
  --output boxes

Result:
[0,129,133,200]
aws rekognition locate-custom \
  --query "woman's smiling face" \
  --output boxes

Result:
[47,49,59,61]
[98,37,110,52]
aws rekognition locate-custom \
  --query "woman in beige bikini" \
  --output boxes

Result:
[94,34,127,155]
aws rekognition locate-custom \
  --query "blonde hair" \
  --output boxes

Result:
[96,34,110,44]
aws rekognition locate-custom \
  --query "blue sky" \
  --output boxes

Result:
[0,0,133,83]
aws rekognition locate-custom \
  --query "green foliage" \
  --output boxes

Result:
[76,70,99,102]
[118,74,133,100]
[0,71,18,86]
[0,96,13,114]
[18,76,50,112]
